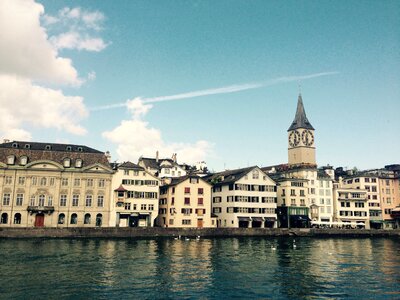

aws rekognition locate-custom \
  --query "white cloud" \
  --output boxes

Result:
[50,32,107,52]
[103,98,213,164]
[0,0,81,86]
[0,75,88,140]
[44,6,107,52]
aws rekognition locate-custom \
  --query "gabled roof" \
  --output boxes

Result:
[288,94,314,131]
[205,166,261,186]
[118,161,143,170]
[163,175,209,188]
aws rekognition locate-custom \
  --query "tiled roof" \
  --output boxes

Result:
[0,141,103,153]
[0,140,110,168]
[205,166,257,186]
[288,94,314,131]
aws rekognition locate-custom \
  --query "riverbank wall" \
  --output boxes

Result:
[0,227,399,238]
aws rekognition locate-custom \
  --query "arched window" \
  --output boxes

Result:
[58,213,65,224]
[14,213,21,224]
[84,213,91,225]
[7,155,15,165]
[70,213,78,224]
[1,213,8,224]
[20,156,28,166]
[96,214,102,227]
[75,159,83,168]
[63,158,71,168]
[38,195,45,206]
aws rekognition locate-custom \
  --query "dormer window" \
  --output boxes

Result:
[20,156,28,166]
[63,158,71,168]
[66,146,72,151]
[77,147,83,152]
[75,159,82,168]
[7,155,15,165]
[45,145,52,150]
[12,143,18,148]
[24,144,31,149]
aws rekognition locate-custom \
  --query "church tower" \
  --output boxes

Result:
[288,94,316,165]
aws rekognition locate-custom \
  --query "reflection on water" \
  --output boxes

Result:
[0,238,399,299]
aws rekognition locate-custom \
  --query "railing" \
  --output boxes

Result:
[27,206,55,213]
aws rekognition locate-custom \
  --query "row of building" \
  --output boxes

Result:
[0,94,399,229]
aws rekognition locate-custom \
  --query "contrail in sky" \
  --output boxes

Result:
[91,71,338,111]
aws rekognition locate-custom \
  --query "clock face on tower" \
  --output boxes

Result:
[289,130,301,147]
[301,130,314,146]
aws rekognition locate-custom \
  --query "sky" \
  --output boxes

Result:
[0,0,399,171]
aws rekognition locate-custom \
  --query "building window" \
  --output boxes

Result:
[182,219,191,225]
[49,177,55,186]
[63,158,71,168]
[48,196,53,206]
[40,177,47,186]
[74,178,80,187]
[198,188,204,195]
[98,179,105,188]
[87,179,94,187]
[17,177,25,185]
[124,169,129,175]
[184,197,190,205]
[85,195,92,207]
[3,193,11,206]
[252,170,259,179]
[38,194,45,206]
[84,213,91,224]
[171,197,175,205]
[184,187,190,194]
[72,195,79,206]
[198,198,204,205]
[45,145,52,150]
[149,204,154,210]
[96,214,102,227]
[300,199,305,206]
[60,195,67,207]
[61,178,68,186]
[141,204,147,210]
[5,176,12,185]
[70,213,78,224]
[97,195,104,207]
[1,213,8,224]
[58,213,65,224]
[124,203,131,210]
[31,176,37,185]
[290,189,296,196]
[291,199,296,206]
[20,156,28,165]
[75,159,83,168]
[6,155,15,165]
[16,194,23,206]
[30,196,35,206]
[13,213,21,224]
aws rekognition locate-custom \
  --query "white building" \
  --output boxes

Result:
[111,162,160,227]
[206,166,277,228]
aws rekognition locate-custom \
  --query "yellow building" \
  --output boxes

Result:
[157,175,216,228]
[111,161,160,227]
[0,141,113,227]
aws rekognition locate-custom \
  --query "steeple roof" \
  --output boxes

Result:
[287,94,314,131]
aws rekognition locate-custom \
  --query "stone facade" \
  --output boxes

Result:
[0,141,113,228]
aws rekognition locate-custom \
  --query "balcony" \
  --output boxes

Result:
[27,206,55,214]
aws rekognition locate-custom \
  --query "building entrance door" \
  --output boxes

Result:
[35,213,45,227]
[197,219,203,228]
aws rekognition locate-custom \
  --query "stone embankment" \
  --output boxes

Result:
[0,227,399,238]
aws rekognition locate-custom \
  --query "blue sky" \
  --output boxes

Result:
[1,0,399,171]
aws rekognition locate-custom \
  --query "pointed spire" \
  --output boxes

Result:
[287,94,314,131]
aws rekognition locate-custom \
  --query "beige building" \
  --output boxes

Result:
[333,186,370,228]
[111,162,160,227]
[0,141,113,228]
[379,176,400,229]
[157,175,216,228]
[207,166,277,228]
[138,152,187,180]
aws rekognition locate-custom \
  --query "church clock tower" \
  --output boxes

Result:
[288,94,316,165]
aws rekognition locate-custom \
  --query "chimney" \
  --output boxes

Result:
[156,150,159,163]
[105,151,111,162]
[172,153,177,163]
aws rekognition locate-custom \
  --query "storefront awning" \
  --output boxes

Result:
[251,217,264,222]
[370,220,383,224]
[264,217,276,222]
[238,217,251,222]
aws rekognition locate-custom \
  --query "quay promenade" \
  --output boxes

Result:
[0,227,399,238]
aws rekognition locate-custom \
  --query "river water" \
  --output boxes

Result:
[0,237,399,299]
